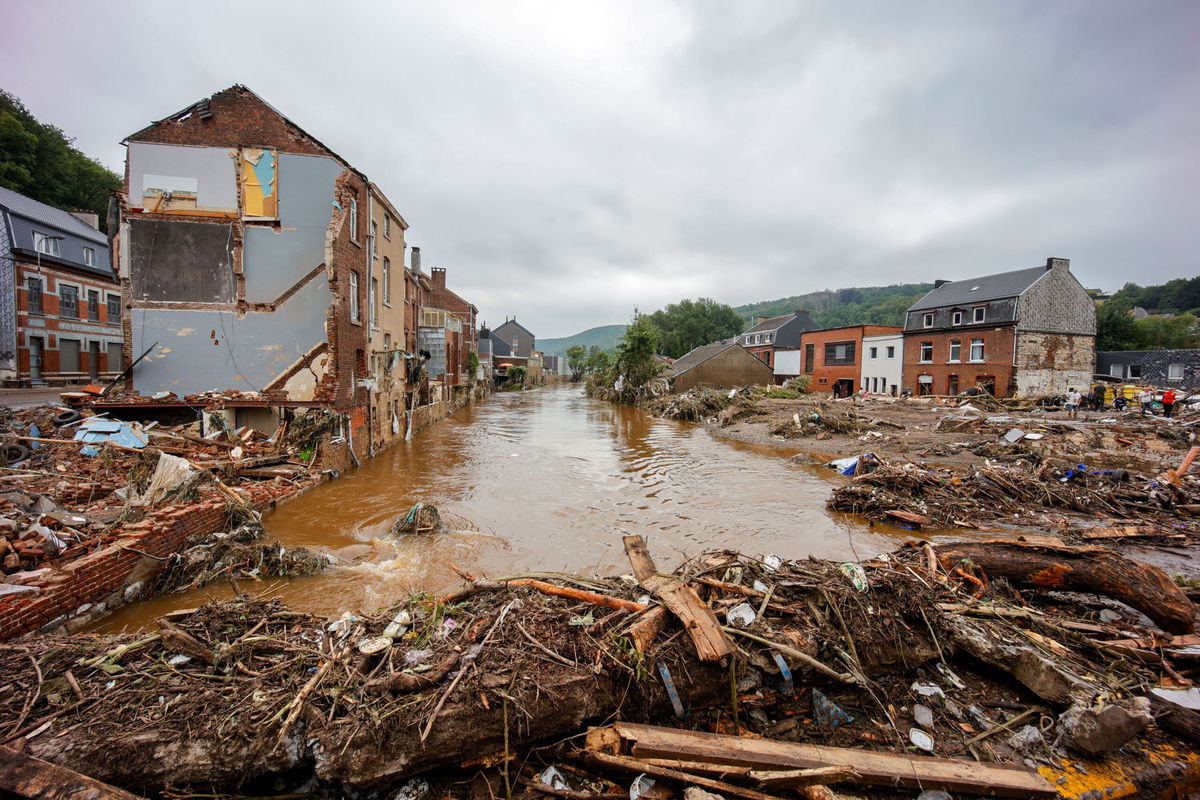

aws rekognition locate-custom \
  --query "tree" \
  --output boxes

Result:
[611,314,665,402]
[647,298,744,359]
[0,89,121,231]
[566,345,586,381]
[1095,301,1139,351]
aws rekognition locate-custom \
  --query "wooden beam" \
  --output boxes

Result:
[604,722,1056,798]
[0,745,146,800]
[623,536,733,662]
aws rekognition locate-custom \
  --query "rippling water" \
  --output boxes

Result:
[96,385,904,630]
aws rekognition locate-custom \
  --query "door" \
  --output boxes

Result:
[88,341,100,380]
[947,375,959,396]
[29,336,44,383]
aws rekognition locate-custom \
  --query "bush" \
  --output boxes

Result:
[783,376,813,393]
[504,366,527,390]
[757,387,804,399]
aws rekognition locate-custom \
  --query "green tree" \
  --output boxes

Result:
[0,89,121,231]
[647,298,744,358]
[1134,314,1200,350]
[611,314,665,402]
[1096,301,1139,351]
[566,344,586,381]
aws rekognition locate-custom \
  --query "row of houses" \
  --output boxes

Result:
[0,85,488,464]
[670,257,1103,399]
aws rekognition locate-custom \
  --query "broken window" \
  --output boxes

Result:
[59,285,78,319]
[919,341,933,362]
[948,339,961,362]
[969,338,985,361]
[240,148,278,219]
[349,271,360,322]
[1128,364,1142,379]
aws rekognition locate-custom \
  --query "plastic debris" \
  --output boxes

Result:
[74,417,149,453]
[812,687,854,730]
[762,554,782,572]
[912,703,934,728]
[726,602,756,627]
[935,662,966,690]
[359,608,413,654]
[630,774,657,800]
[537,766,571,791]
[752,579,769,593]
[838,563,869,592]
[1003,428,1026,443]
[772,652,794,694]
[658,663,686,718]
[912,682,946,702]
[909,727,935,752]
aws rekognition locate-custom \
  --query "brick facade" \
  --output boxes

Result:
[800,325,902,395]
[15,260,122,383]
[904,327,1016,396]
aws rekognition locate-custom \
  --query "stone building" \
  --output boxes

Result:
[902,257,1095,398]
[0,187,121,386]
[1096,349,1200,390]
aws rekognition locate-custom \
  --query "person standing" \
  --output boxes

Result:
[1138,387,1155,415]
[1162,388,1177,418]
[1065,387,1081,419]
[1095,383,1107,411]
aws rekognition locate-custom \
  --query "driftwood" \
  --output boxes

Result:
[0,745,145,800]
[935,539,1196,634]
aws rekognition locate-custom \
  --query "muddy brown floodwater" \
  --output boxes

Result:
[97,385,918,632]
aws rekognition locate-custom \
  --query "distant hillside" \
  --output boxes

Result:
[734,283,934,329]
[538,324,627,358]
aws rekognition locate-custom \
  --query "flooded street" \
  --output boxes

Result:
[97,385,905,630]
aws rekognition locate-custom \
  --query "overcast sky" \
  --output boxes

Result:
[3,2,1198,337]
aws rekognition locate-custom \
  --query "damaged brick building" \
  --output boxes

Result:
[902,257,1096,398]
[111,85,479,462]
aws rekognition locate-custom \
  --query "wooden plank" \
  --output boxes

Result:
[607,722,1055,798]
[623,536,733,662]
[0,745,146,800]
[1081,525,1161,540]
[582,750,786,800]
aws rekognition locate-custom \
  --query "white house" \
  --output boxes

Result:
[860,333,903,395]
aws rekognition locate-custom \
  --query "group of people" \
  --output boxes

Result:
[1064,384,1179,419]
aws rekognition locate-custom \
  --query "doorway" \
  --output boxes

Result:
[29,336,44,384]
[88,341,100,381]
[835,379,855,397]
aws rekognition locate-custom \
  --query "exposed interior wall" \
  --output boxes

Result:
[1014,332,1095,397]
[127,218,235,303]
[126,142,239,216]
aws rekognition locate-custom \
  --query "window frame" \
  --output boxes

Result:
[948,339,961,363]
[869,346,878,359]
[59,284,79,319]
[349,197,359,241]
[972,306,986,323]
[27,276,43,315]
[83,246,95,266]
[87,289,100,322]
[106,293,121,324]
[1167,363,1185,381]
[382,257,391,306]
[371,220,378,258]
[969,337,985,362]
[384,214,392,240]
[951,310,962,326]
[34,232,61,257]
[349,271,360,322]
[919,341,933,363]
[823,341,856,365]
[369,277,378,329]
[886,345,895,359]
[922,312,934,328]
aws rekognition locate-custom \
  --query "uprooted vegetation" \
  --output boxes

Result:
[4,536,1199,798]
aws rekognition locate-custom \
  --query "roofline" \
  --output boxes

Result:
[123,84,368,182]
[495,318,536,338]
[671,342,738,377]
[368,183,410,230]
[0,195,109,246]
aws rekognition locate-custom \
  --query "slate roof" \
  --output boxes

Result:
[664,342,738,377]
[743,314,794,335]
[0,186,107,245]
[908,265,1048,311]
[493,319,535,339]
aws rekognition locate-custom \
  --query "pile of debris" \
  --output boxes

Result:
[828,453,1200,533]
[770,406,901,440]
[3,536,1199,798]
[152,521,332,594]
[646,388,760,424]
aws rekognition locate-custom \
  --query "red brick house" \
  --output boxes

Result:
[799,325,902,396]
[902,258,1095,398]
[737,310,818,380]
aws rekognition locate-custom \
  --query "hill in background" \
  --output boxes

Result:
[537,324,628,358]
[540,283,936,356]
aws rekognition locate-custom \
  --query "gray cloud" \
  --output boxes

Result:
[3,1,1197,337]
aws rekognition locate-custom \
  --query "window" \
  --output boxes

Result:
[384,333,391,352]
[919,341,933,363]
[969,338,985,361]
[1168,363,1185,381]
[384,215,392,239]
[824,341,856,364]
[34,232,61,256]
[973,306,986,323]
[922,312,934,328]
[83,247,95,266]
[371,221,378,257]
[349,197,359,240]
[107,294,120,323]
[804,343,814,374]
[869,347,878,359]
[948,374,959,396]
[60,338,81,372]
[106,342,122,371]
[764,333,772,343]
[886,346,895,358]
[1128,364,1142,379]
[59,285,78,318]
[382,258,391,305]
[948,339,961,362]
[349,271,360,321]
[369,278,378,328]
[951,310,962,326]
[511,335,519,351]
[745,336,752,346]
[87,290,100,321]
[1109,364,1124,378]
[27,278,42,315]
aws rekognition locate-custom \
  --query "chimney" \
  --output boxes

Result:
[1046,257,1069,271]
[431,267,446,290]
[70,210,99,229]
[411,246,421,272]
[792,309,816,329]
[934,279,950,288]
